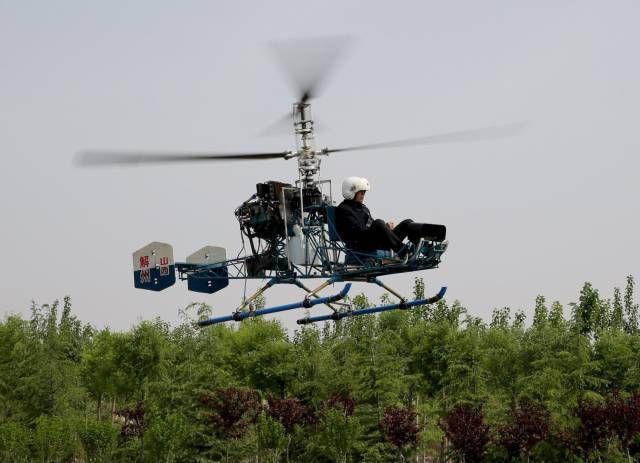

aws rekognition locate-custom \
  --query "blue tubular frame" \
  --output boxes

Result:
[147,203,449,327]
[197,283,352,326]
[173,205,447,285]
[296,286,447,325]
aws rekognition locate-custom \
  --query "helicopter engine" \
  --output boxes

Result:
[235,181,291,242]
[235,181,324,241]
[235,181,324,275]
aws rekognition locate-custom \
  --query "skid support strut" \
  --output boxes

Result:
[371,278,407,305]
[237,278,278,312]
[292,279,349,312]
[296,287,447,325]
[198,284,352,326]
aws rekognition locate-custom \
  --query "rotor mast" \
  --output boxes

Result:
[293,101,321,187]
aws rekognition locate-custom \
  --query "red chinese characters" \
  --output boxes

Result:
[159,256,170,276]
[140,268,151,283]
[139,255,150,269]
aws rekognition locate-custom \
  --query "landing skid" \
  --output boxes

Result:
[198,283,352,326]
[297,286,446,324]
[196,276,446,326]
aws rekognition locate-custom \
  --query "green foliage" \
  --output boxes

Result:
[310,407,362,463]
[227,319,296,395]
[78,420,118,462]
[81,328,118,420]
[1,278,639,461]
[624,275,639,334]
[533,295,548,327]
[0,421,31,463]
[257,414,287,462]
[144,411,191,462]
[34,415,78,462]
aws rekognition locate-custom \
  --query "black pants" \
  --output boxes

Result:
[357,219,446,252]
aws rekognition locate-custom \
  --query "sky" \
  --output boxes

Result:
[1,0,638,332]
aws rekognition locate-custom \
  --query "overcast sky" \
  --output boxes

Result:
[1,1,638,332]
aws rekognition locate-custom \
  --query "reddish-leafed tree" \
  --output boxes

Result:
[117,401,145,440]
[440,404,490,463]
[200,387,261,439]
[380,405,420,458]
[605,391,640,460]
[323,391,355,417]
[266,396,307,432]
[266,396,309,463]
[573,399,611,458]
[497,399,550,460]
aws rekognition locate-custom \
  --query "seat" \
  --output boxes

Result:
[325,206,393,265]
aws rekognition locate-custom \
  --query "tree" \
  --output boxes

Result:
[0,421,30,463]
[117,401,146,441]
[605,391,640,462]
[127,320,168,395]
[512,310,526,330]
[490,307,511,329]
[442,324,487,403]
[440,404,490,463]
[496,399,550,462]
[380,405,420,462]
[532,295,548,328]
[573,399,611,460]
[6,277,640,461]
[227,319,296,395]
[34,415,78,463]
[611,287,625,331]
[624,275,639,334]
[144,411,192,463]
[81,329,117,421]
[200,387,261,461]
[257,414,287,463]
[312,404,361,463]
[548,301,565,328]
[0,315,32,421]
[572,282,601,336]
[483,319,521,403]
[201,388,260,438]
[266,396,308,462]
[593,331,635,392]
[78,420,118,463]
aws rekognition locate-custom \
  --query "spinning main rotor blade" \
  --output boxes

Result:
[262,36,351,135]
[75,150,290,167]
[324,122,527,154]
[269,35,353,103]
[261,113,326,136]
[261,113,297,136]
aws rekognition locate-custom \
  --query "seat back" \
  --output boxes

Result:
[326,206,342,242]
[325,205,393,266]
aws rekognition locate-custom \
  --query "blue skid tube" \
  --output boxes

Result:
[198,283,352,327]
[296,287,447,325]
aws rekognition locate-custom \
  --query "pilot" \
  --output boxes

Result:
[335,176,446,256]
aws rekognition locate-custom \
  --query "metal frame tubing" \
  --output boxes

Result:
[198,283,352,326]
[296,287,447,325]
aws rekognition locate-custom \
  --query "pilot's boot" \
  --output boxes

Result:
[407,222,446,243]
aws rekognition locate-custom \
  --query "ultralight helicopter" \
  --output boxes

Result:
[76,37,524,326]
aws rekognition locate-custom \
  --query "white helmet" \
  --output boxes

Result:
[342,176,370,200]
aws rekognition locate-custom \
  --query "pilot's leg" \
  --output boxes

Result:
[362,219,404,252]
[394,219,446,243]
[414,223,446,242]
[391,219,414,241]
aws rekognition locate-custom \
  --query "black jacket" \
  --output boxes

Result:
[335,199,374,249]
